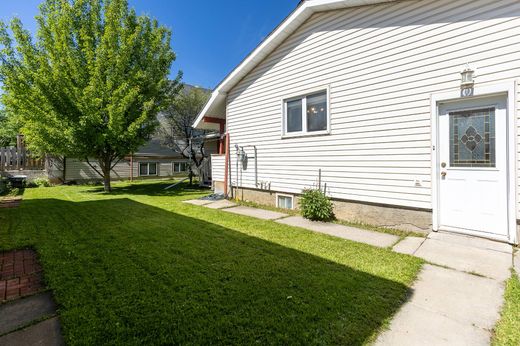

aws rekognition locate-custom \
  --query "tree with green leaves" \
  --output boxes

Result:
[0,108,21,147]
[161,85,210,185]
[0,0,180,191]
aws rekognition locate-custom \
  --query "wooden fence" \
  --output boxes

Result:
[0,147,45,171]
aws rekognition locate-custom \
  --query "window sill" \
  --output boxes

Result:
[281,130,331,139]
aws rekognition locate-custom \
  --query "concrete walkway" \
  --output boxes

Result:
[376,264,505,346]
[0,249,64,345]
[184,198,516,345]
[276,216,399,248]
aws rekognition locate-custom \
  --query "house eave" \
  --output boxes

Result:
[193,0,400,129]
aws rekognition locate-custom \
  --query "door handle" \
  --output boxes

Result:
[441,171,447,177]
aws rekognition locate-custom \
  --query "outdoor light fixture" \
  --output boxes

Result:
[461,64,475,87]
[460,63,475,97]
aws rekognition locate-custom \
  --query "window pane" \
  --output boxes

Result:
[449,108,495,167]
[286,99,302,133]
[307,92,327,132]
[278,196,293,209]
[148,163,157,175]
[182,163,188,171]
[174,163,180,172]
[139,163,148,176]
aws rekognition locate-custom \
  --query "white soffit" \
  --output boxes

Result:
[194,0,400,129]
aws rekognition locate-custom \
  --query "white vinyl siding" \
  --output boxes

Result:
[225,0,520,212]
[211,155,226,183]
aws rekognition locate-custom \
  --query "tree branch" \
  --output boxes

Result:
[85,157,104,178]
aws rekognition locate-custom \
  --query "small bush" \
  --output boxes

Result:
[32,177,51,187]
[300,189,334,221]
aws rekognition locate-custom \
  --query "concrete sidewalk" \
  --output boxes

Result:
[276,216,399,248]
[376,264,505,346]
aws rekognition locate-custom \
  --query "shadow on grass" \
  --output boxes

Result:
[6,197,411,345]
[86,181,210,197]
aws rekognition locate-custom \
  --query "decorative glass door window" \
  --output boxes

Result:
[449,108,495,167]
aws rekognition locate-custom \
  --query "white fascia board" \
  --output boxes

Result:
[193,0,400,129]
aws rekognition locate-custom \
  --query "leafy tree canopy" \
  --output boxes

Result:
[0,0,180,191]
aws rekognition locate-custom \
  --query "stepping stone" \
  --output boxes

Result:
[375,265,503,345]
[392,237,425,255]
[205,199,237,209]
[276,216,399,248]
[182,199,213,206]
[223,206,287,220]
[0,317,64,346]
[0,292,56,335]
[414,235,512,281]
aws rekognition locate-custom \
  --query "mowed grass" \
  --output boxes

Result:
[493,271,520,346]
[0,180,423,345]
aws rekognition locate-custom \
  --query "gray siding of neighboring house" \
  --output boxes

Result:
[63,158,189,181]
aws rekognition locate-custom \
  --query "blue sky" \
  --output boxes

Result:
[0,0,298,89]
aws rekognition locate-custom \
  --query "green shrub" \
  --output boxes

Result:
[32,177,51,187]
[300,189,334,221]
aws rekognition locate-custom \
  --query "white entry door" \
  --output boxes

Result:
[438,95,509,239]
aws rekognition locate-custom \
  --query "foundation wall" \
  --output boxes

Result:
[226,184,432,234]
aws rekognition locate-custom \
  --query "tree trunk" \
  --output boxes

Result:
[101,161,112,192]
[188,169,193,185]
[103,173,111,192]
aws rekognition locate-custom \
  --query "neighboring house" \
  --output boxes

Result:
[194,0,520,244]
[53,138,192,182]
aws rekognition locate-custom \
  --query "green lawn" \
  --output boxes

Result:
[493,271,520,346]
[0,180,423,345]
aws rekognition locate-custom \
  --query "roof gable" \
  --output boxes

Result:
[194,0,400,129]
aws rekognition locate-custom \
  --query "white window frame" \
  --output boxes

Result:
[281,85,331,138]
[276,193,294,210]
[139,162,158,176]
[172,161,188,173]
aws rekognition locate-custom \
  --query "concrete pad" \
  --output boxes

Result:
[428,232,513,254]
[0,317,64,346]
[276,216,399,248]
[409,265,504,329]
[222,206,287,220]
[415,238,512,281]
[0,292,56,335]
[205,199,237,209]
[375,302,491,346]
[182,199,213,206]
[392,237,425,255]
[375,265,501,346]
